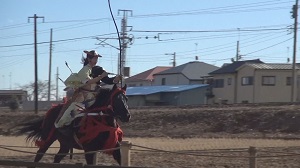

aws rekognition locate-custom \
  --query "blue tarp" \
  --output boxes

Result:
[126,84,208,96]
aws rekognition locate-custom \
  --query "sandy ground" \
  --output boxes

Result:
[1,104,300,167]
[0,136,300,168]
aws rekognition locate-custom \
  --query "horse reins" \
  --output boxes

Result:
[80,87,126,117]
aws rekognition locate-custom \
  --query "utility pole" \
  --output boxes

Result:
[236,41,240,61]
[9,72,12,90]
[48,28,53,101]
[56,67,59,101]
[28,14,44,114]
[118,9,133,77]
[291,0,298,103]
[165,52,176,67]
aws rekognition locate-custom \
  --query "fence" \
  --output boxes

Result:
[0,141,300,168]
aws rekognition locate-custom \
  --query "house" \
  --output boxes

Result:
[209,59,300,104]
[236,63,300,103]
[125,66,171,87]
[0,90,27,107]
[126,84,209,107]
[209,59,263,104]
[152,61,219,86]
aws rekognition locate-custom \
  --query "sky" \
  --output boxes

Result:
[0,0,297,99]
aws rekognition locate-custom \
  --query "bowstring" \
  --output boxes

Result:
[107,0,123,87]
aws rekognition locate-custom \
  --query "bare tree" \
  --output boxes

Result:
[18,80,56,101]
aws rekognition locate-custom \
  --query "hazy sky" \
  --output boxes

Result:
[0,0,296,98]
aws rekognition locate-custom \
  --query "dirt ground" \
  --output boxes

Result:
[0,103,300,167]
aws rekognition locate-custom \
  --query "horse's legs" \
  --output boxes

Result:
[53,141,71,163]
[113,142,121,165]
[27,137,56,168]
[84,151,95,165]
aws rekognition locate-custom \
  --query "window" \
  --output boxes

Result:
[286,77,292,86]
[227,78,232,85]
[161,78,166,85]
[262,76,275,86]
[213,79,224,88]
[241,76,253,86]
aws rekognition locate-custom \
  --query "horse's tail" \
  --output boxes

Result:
[17,104,63,146]
[17,117,44,143]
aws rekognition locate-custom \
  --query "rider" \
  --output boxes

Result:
[54,50,122,128]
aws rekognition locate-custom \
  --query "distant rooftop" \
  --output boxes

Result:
[243,63,300,70]
[125,66,171,82]
[209,59,264,74]
[0,90,27,95]
[154,61,219,79]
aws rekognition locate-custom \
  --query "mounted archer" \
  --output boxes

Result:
[55,50,122,129]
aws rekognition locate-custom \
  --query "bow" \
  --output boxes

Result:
[108,0,123,86]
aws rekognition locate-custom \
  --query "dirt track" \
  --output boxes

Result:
[0,103,300,167]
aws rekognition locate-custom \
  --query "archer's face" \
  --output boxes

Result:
[89,56,98,66]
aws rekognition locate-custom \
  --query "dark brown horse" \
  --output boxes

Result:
[18,84,130,166]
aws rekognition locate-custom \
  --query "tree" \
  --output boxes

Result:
[18,80,57,101]
[8,96,19,112]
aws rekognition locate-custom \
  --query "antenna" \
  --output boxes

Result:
[65,61,73,74]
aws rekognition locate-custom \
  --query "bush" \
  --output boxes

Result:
[8,97,19,112]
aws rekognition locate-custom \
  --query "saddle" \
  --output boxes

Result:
[56,112,123,155]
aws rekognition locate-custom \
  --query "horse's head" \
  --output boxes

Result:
[91,84,130,122]
[108,84,131,122]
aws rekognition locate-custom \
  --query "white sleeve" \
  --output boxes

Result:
[77,66,92,84]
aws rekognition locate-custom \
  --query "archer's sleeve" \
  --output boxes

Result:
[77,66,91,84]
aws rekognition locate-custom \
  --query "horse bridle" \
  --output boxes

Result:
[105,87,127,118]
[81,87,127,119]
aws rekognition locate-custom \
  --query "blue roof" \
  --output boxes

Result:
[126,84,208,96]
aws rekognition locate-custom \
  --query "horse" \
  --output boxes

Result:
[18,84,130,166]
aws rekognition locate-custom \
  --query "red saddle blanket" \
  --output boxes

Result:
[35,105,123,155]
[78,116,123,155]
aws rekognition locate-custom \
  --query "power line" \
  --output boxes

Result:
[244,38,293,56]
[0,33,117,48]
[131,27,290,33]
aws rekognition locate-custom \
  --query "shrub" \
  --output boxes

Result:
[8,97,19,112]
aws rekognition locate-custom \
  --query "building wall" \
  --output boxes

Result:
[212,74,236,104]
[237,66,299,103]
[127,87,208,107]
[236,66,255,103]
[177,87,208,105]
[22,101,62,111]
[161,92,179,106]
[253,70,295,103]
[0,90,28,107]
[125,80,153,87]
[127,95,146,107]
[153,74,189,85]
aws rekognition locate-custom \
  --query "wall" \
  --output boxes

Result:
[237,66,299,103]
[253,70,294,103]
[212,74,236,104]
[236,66,255,103]
[127,95,146,107]
[177,87,208,105]
[22,101,62,111]
[125,80,153,87]
[153,74,189,85]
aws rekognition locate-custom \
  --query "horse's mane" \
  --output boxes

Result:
[88,87,111,109]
